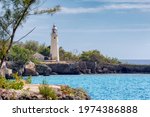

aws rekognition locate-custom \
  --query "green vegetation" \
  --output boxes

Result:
[25,76,32,84]
[60,85,89,99]
[0,73,24,90]
[5,40,120,65]
[61,85,75,96]
[59,47,79,62]
[8,45,33,64]
[38,44,50,57]
[39,84,57,100]
[24,40,39,53]
[80,50,121,64]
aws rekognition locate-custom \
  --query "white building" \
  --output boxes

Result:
[50,25,60,62]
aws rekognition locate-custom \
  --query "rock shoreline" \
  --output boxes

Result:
[0,84,90,100]
[6,61,150,77]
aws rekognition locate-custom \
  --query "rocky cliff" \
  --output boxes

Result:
[6,61,150,77]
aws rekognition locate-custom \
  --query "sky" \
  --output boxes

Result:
[15,0,150,59]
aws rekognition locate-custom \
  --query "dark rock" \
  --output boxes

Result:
[23,68,39,76]
[86,69,91,74]
[6,61,24,75]
[51,72,58,75]
[86,61,97,73]
[47,63,80,74]
[5,74,13,79]
[44,56,50,60]
[36,64,52,76]
[96,63,150,74]
[78,61,87,74]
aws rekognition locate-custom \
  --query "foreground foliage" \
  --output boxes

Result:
[0,74,24,90]
[39,85,58,100]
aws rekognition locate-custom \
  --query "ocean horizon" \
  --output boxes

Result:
[120,59,150,65]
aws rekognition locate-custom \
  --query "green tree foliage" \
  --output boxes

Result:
[8,45,33,64]
[59,47,79,62]
[38,44,50,57]
[24,40,39,52]
[79,50,121,64]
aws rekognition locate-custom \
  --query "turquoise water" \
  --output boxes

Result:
[30,74,150,100]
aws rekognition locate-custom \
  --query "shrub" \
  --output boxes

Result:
[0,73,24,90]
[60,85,74,96]
[79,50,121,64]
[25,76,32,84]
[39,83,57,100]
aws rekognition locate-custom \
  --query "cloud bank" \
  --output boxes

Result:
[60,4,150,14]
[81,0,150,3]
[60,28,150,33]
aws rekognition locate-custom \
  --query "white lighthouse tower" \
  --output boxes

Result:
[50,25,60,62]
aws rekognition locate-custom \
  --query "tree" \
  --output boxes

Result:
[38,44,50,56]
[0,0,60,76]
[8,45,33,64]
[79,50,121,64]
[59,47,79,62]
[24,40,39,52]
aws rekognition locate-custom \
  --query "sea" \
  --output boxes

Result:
[31,74,150,100]
[120,59,150,65]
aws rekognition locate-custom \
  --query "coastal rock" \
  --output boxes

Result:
[96,64,150,74]
[51,72,58,75]
[0,89,44,100]
[58,86,90,100]
[33,53,45,61]
[0,85,90,100]
[23,61,39,76]
[47,63,80,74]
[78,61,87,74]
[78,61,97,74]
[7,61,24,75]
[36,64,52,76]
[23,68,39,76]
[86,61,97,73]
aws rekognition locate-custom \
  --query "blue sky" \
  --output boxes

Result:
[15,0,150,59]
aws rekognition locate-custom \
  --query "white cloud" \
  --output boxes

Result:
[60,28,150,33]
[81,0,150,3]
[60,4,150,14]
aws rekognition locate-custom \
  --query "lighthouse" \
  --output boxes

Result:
[50,25,60,62]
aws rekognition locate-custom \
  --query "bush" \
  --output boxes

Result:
[39,81,57,100]
[60,85,74,96]
[25,76,32,84]
[79,50,121,64]
[8,45,33,64]
[0,73,24,90]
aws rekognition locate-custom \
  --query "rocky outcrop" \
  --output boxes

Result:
[6,61,150,76]
[78,61,97,74]
[36,64,52,76]
[7,62,24,75]
[0,85,90,100]
[58,86,90,100]
[47,63,80,74]
[23,61,39,76]
[96,64,150,73]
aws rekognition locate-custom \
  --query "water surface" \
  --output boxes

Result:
[30,74,150,100]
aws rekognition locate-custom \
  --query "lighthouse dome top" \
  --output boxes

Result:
[52,25,57,30]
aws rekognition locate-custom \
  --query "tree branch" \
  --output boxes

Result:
[13,27,36,44]
[0,0,33,67]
